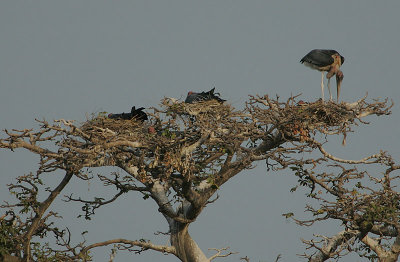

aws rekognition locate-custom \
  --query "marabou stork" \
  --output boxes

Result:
[300,49,344,102]
[185,87,226,104]
[108,106,148,122]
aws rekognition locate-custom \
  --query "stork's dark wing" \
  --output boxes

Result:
[300,49,338,67]
[185,88,225,104]
[198,88,225,103]
[109,106,147,122]
[131,107,148,122]
[108,112,132,120]
[185,92,198,103]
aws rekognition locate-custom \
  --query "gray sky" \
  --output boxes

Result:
[1,1,400,261]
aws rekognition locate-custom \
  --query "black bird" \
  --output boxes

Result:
[108,106,148,122]
[184,87,226,104]
[300,49,344,102]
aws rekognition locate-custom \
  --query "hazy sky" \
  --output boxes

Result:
[1,1,400,261]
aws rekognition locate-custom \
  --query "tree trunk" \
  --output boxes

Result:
[170,221,208,262]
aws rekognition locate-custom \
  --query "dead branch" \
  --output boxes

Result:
[208,247,238,261]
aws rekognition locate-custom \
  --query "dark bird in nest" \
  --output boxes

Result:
[300,49,344,102]
[185,87,226,104]
[108,106,148,122]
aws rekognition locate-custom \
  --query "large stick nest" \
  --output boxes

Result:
[81,115,146,139]
[248,95,392,142]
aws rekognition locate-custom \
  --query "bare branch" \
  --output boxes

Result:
[208,246,238,261]
[304,230,358,262]
[80,238,176,256]
[360,235,387,258]
[310,137,386,164]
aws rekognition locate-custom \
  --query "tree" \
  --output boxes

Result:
[0,94,397,262]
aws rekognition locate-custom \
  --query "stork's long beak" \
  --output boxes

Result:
[336,71,344,103]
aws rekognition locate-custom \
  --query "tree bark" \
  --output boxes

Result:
[170,221,208,262]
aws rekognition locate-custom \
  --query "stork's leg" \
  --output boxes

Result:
[327,77,332,101]
[321,71,324,102]
[336,71,343,103]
